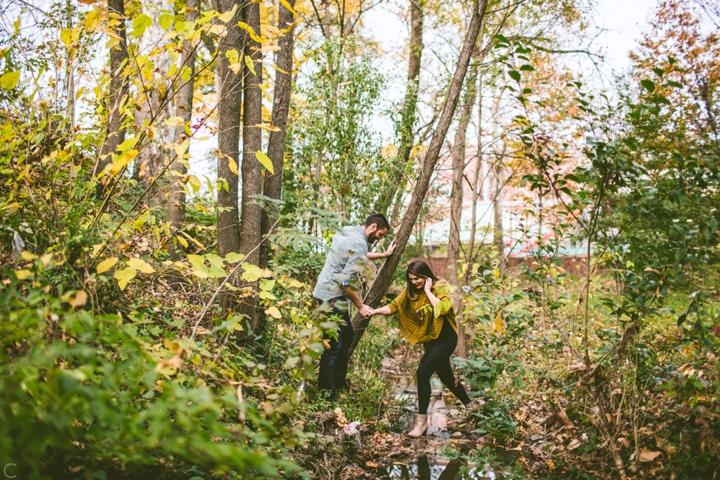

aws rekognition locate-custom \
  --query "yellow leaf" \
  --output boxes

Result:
[69,290,88,307]
[244,54,256,76]
[265,306,281,319]
[218,5,237,23]
[255,150,274,174]
[40,253,52,266]
[228,156,238,175]
[164,116,185,127]
[114,267,137,291]
[109,149,138,176]
[127,258,155,274]
[20,251,38,261]
[493,312,506,334]
[178,236,189,248]
[279,0,298,16]
[60,28,73,46]
[14,269,32,280]
[174,139,189,157]
[97,257,119,274]
[0,71,20,90]
[225,48,239,64]
[255,123,280,132]
[238,21,262,43]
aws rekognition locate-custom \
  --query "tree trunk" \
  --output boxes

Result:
[374,0,424,222]
[447,48,480,284]
[493,156,505,271]
[216,0,244,260]
[463,73,483,286]
[95,0,128,197]
[259,0,296,270]
[166,0,199,261]
[238,0,263,327]
[447,49,480,359]
[348,0,489,360]
[132,0,174,198]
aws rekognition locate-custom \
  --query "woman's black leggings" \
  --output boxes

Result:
[416,319,471,414]
[417,320,470,415]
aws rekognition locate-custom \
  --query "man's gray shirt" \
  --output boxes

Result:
[313,225,369,301]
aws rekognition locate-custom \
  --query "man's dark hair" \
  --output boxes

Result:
[364,213,390,231]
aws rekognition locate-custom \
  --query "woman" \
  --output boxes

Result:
[371,260,478,437]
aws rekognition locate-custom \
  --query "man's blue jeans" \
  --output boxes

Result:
[318,296,354,395]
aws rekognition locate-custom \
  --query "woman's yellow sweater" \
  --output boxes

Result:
[387,280,457,344]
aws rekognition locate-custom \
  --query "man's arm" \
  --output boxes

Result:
[342,285,372,317]
[366,240,395,260]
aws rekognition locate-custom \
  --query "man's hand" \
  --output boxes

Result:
[385,240,396,258]
[359,304,373,317]
[424,277,433,293]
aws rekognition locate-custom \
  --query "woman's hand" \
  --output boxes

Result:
[424,277,433,293]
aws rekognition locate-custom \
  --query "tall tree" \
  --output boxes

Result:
[259,0,297,269]
[349,0,489,359]
[493,153,506,271]
[216,0,244,260]
[238,0,263,325]
[374,0,424,221]
[447,44,482,359]
[133,0,174,194]
[95,0,128,197]
[166,0,199,261]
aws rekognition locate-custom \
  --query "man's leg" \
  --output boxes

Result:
[334,315,354,389]
[317,297,350,398]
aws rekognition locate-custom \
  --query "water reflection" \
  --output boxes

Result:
[381,456,494,480]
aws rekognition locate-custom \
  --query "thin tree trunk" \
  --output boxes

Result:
[374,0,424,222]
[166,0,199,261]
[349,0,489,360]
[65,0,75,128]
[133,0,174,198]
[493,155,505,271]
[238,0,263,327]
[216,0,244,259]
[463,73,483,286]
[259,0,296,270]
[95,0,128,197]
[447,49,480,360]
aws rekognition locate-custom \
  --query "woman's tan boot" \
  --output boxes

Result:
[408,414,428,438]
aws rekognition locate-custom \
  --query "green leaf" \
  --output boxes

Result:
[260,279,276,291]
[640,79,655,93]
[520,64,534,71]
[255,151,274,174]
[158,13,174,31]
[0,71,20,90]
[218,5,237,23]
[132,14,152,38]
[508,70,521,83]
[244,54,256,76]
[225,252,245,263]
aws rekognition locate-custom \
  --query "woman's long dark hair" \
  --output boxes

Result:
[405,260,439,301]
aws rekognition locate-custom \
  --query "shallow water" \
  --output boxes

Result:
[377,455,496,480]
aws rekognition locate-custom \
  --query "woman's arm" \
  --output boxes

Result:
[424,278,440,307]
[370,305,392,316]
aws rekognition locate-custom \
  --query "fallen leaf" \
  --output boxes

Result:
[69,291,88,307]
[639,448,662,463]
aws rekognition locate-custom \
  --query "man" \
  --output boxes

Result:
[313,213,395,401]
